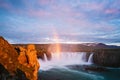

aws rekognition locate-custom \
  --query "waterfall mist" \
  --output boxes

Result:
[39,52,93,71]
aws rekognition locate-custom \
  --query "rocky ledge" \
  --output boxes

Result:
[0,36,40,80]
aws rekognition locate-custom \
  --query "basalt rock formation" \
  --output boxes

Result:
[93,49,120,67]
[0,36,40,80]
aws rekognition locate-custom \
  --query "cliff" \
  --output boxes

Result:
[0,37,18,75]
[0,36,40,80]
[93,49,120,67]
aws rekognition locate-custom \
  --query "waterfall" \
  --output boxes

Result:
[88,53,93,64]
[44,54,47,61]
[39,52,94,70]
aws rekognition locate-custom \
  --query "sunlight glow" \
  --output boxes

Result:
[53,31,61,58]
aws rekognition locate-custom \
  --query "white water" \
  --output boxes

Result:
[88,53,94,64]
[39,52,93,71]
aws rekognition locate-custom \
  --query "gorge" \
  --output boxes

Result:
[0,36,120,80]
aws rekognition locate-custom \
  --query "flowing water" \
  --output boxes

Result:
[38,52,120,80]
[88,53,93,63]
[39,52,92,70]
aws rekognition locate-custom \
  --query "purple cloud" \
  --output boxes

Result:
[0,0,120,44]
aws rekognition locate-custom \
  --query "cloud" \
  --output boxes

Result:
[0,0,120,44]
[38,0,55,5]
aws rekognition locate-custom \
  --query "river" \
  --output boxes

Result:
[38,52,120,80]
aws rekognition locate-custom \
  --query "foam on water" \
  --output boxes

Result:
[39,52,93,71]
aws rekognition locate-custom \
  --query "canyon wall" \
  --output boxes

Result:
[93,49,120,67]
[0,37,40,80]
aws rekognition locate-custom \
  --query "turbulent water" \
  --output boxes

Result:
[39,52,93,70]
[38,52,120,80]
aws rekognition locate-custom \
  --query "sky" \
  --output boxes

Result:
[0,0,120,45]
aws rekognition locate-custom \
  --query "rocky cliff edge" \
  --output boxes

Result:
[0,36,40,80]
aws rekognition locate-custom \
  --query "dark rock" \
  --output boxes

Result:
[67,65,108,72]
[84,65,108,72]
[46,51,52,60]
[37,48,51,60]
[0,64,10,79]
[0,63,28,80]
[93,49,120,67]
[85,52,91,62]
[15,69,29,80]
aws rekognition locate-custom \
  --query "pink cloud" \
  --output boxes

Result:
[27,9,51,17]
[80,2,104,11]
[25,4,75,18]
[49,4,86,19]
[38,0,55,5]
[105,9,119,14]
